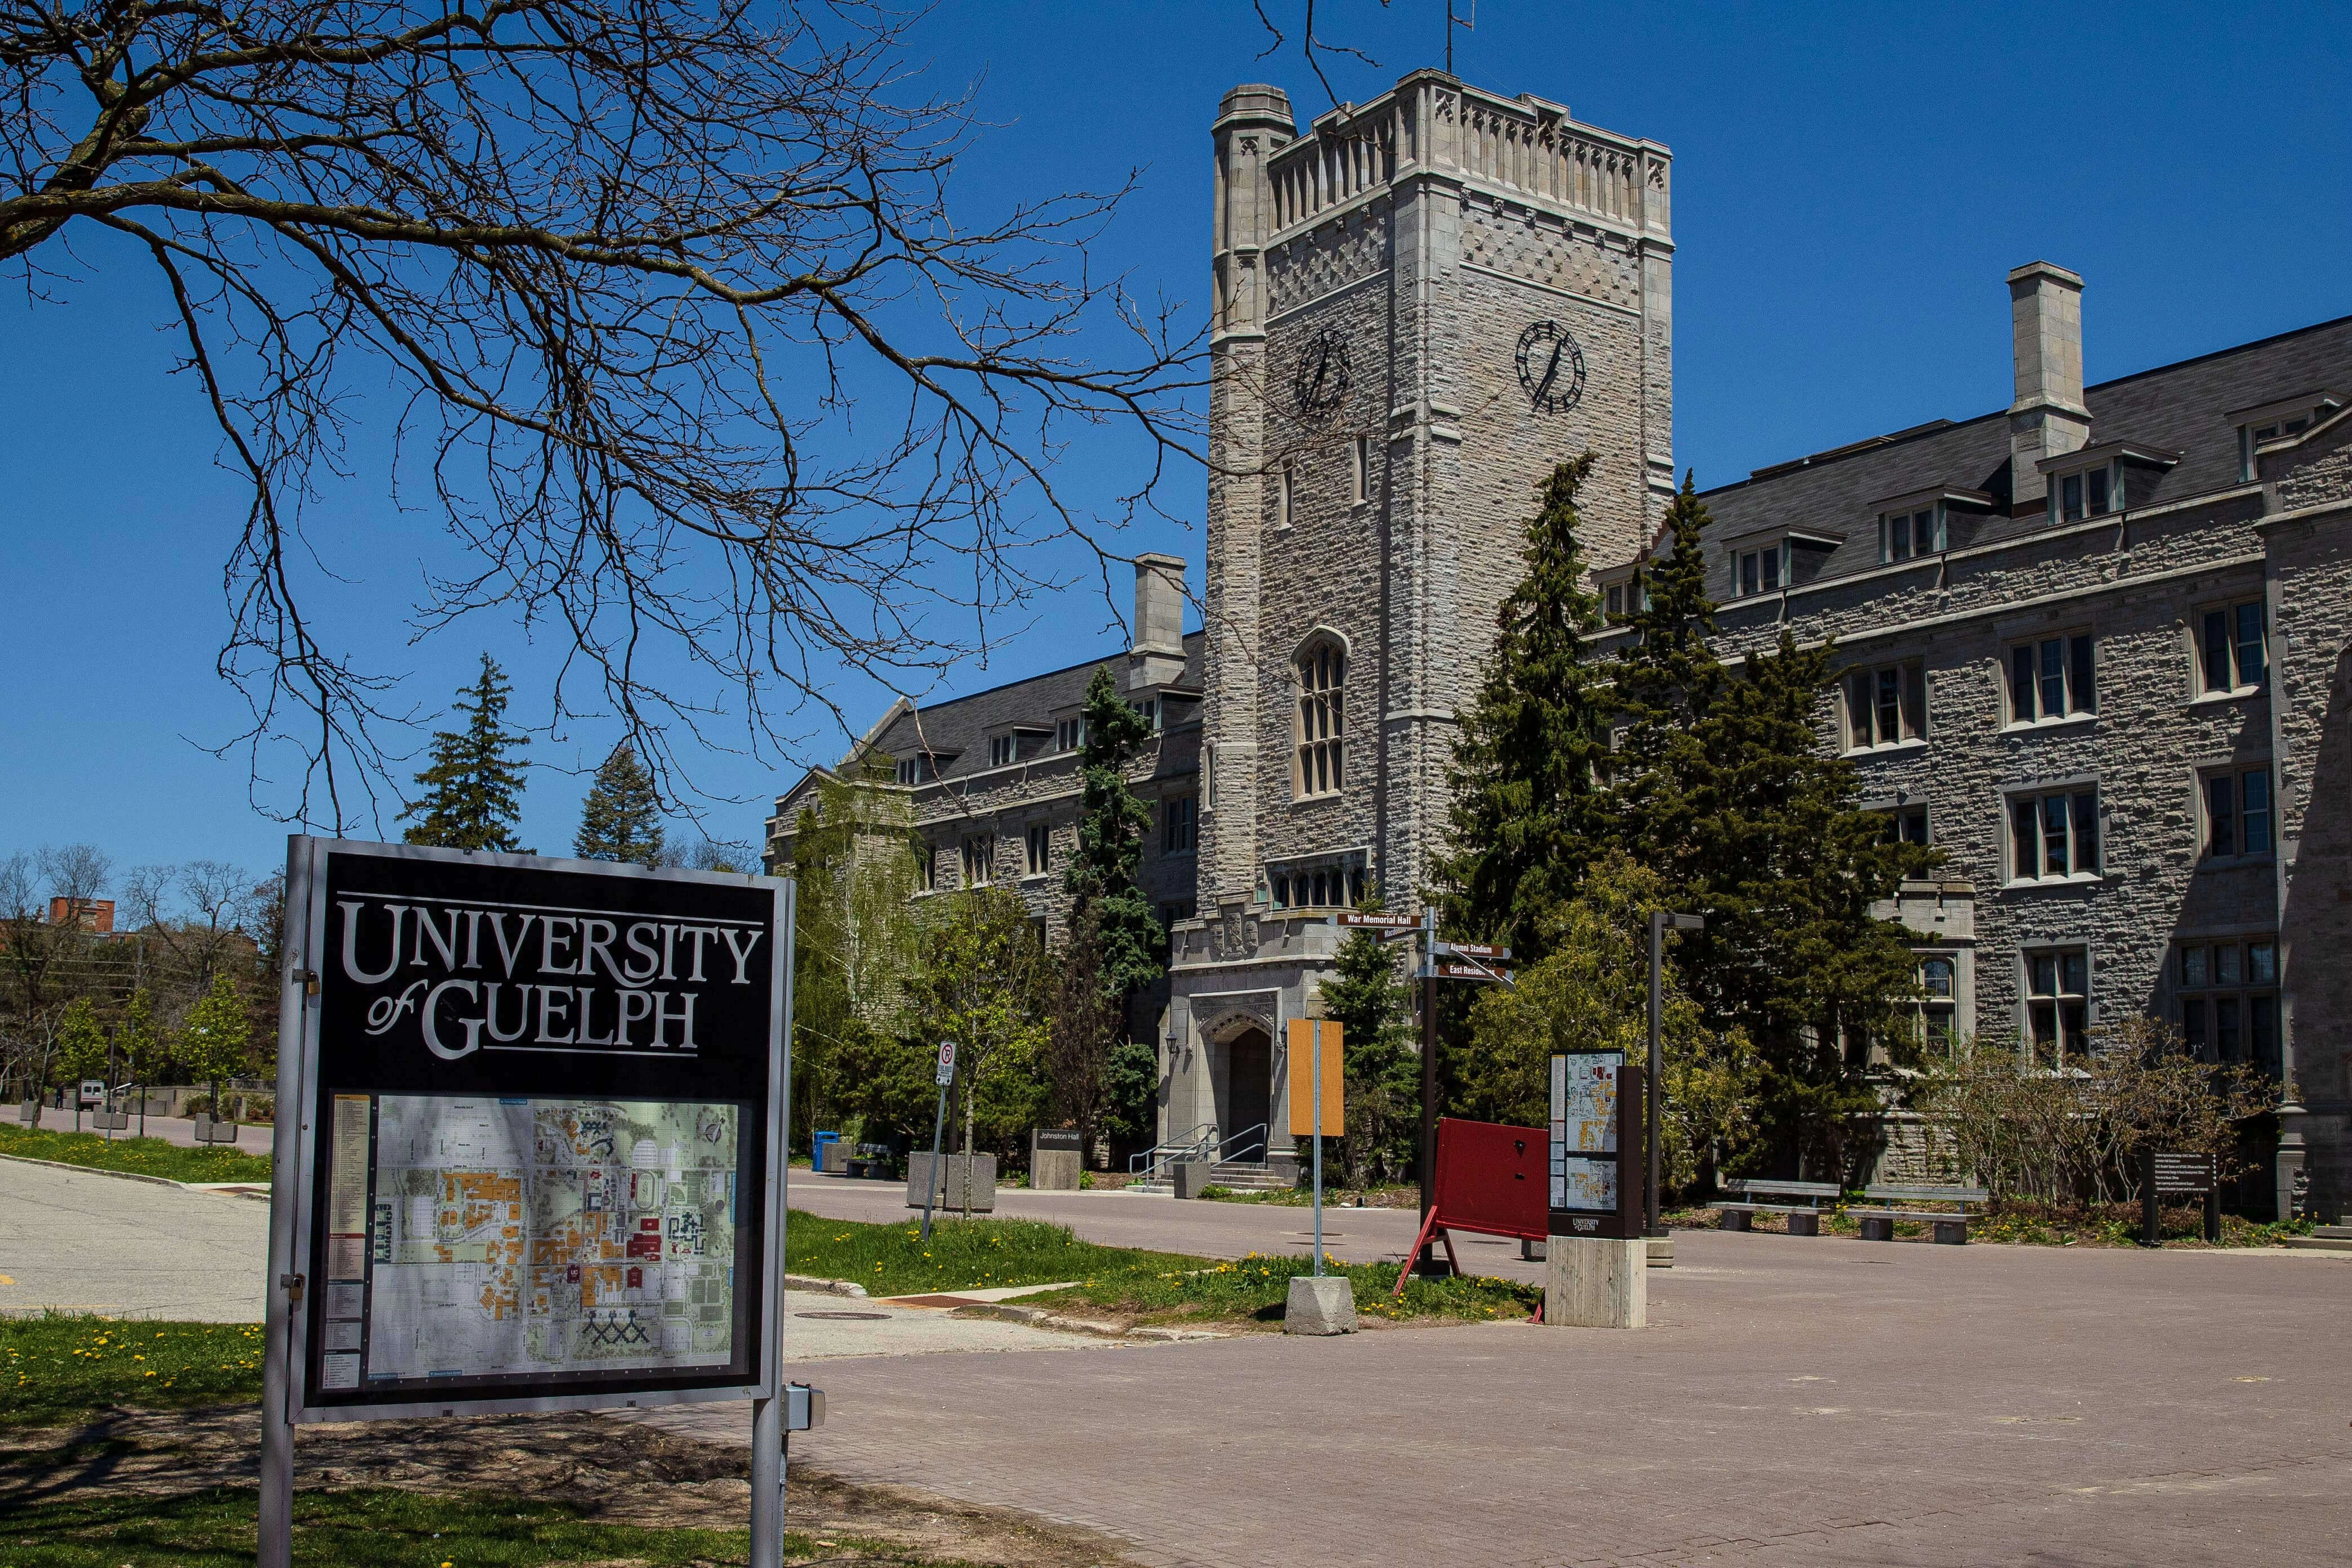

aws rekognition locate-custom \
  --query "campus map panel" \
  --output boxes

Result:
[357,1096,740,1386]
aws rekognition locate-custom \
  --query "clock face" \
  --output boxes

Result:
[1291,329,1351,418]
[1516,320,1587,415]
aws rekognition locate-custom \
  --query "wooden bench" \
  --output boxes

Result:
[1852,1184,1986,1245]
[1717,1179,1839,1237]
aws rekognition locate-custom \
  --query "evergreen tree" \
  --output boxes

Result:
[1317,889,1420,1187]
[1053,665,1165,1153]
[575,742,666,866]
[1431,456,1615,961]
[1665,631,1939,1177]
[1610,473,1725,866]
[1045,904,1117,1162]
[1064,666,1165,998]
[402,654,531,852]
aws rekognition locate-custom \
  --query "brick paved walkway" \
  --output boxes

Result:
[652,1229,2352,1566]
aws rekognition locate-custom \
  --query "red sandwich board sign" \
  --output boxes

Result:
[1392,1117,1547,1298]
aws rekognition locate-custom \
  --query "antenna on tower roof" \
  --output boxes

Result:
[1446,0,1475,75]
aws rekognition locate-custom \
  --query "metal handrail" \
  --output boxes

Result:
[1211,1122,1268,1166]
[1129,1122,1217,1179]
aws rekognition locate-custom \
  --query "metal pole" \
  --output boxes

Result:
[1415,906,1443,1278]
[751,877,798,1566]
[1312,1021,1324,1277]
[1647,910,1664,1238]
[258,838,313,1568]
[921,1078,949,1244]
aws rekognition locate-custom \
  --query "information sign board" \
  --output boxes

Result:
[273,839,789,1424]
[2141,1148,2221,1245]
[1548,1052,1642,1240]
[1336,911,1418,930]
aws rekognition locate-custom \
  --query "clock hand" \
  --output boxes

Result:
[1534,341,1564,403]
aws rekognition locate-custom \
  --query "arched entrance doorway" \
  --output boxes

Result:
[1219,1026,1272,1153]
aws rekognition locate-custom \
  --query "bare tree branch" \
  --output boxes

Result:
[3,2,1209,827]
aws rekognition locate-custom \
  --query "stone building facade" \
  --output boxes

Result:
[767,69,2351,1215]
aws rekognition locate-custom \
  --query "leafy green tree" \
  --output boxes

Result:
[177,973,253,1121]
[117,989,166,1090]
[1060,665,1165,1142]
[1045,905,1117,1164]
[54,997,108,1098]
[901,888,1052,1194]
[1460,857,1759,1195]
[402,654,531,852]
[1431,457,1615,961]
[574,743,666,866]
[1316,889,1419,1187]
[789,764,923,1147]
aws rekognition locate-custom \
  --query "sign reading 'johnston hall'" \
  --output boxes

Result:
[768,70,2352,1221]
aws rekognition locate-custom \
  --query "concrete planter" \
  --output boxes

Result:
[905,1152,996,1212]
[1171,1160,1215,1200]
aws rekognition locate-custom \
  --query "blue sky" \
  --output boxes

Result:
[3,1,2346,881]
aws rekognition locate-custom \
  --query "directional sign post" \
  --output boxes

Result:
[2142,1149,2221,1245]
[921,1042,956,1242]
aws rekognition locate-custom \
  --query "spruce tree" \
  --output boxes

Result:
[1431,456,1615,961]
[1610,473,1723,866]
[574,742,666,866]
[1064,666,1165,998]
[1317,889,1419,1187]
[1667,630,1939,1176]
[1059,665,1165,1149]
[402,654,531,852]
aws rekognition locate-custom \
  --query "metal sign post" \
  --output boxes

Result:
[921,1041,955,1243]
[1285,1020,1344,1276]
[257,838,800,1568]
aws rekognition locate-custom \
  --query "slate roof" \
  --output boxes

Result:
[769,630,1208,823]
[1691,312,2352,594]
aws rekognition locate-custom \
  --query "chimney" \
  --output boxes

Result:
[1129,553,1188,691]
[2006,261,2090,511]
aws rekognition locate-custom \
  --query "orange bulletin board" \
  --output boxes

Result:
[1285,1018,1344,1137]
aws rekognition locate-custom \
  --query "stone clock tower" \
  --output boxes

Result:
[1159,71,1673,1158]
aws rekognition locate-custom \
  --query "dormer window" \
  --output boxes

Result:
[2230,390,2343,481]
[2053,461,2115,523]
[1879,504,1945,564]
[988,734,1017,768]
[2038,442,2178,523]
[896,754,940,786]
[1131,697,1162,732]
[1735,541,1785,598]
[1054,715,1087,753]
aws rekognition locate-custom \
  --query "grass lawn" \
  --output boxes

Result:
[1024,1252,1539,1328]
[0,1485,951,1567]
[784,1210,1539,1326]
[2,1315,265,1428]
[0,1123,274,1184]
[785,1210,1201,1297]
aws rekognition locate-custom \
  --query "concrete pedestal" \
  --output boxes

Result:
[1031,1150,1083,1191]
[1172,1160,1214,1200]
[1283,1275,1357,1334]
[905,1152,996,1212]
[1544,1236,1647,1329]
